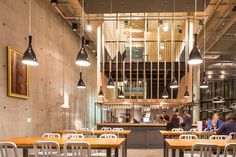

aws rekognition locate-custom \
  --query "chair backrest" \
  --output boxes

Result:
[229,132,236,139]
[112,128,124,131]
[99,134,117,139]
[64,130,77,134]
[224,143,236,157]
[0,142,18,157]
[209,135,228,140]
[63,141,91,157]
[204,128,208,131]
[101,127,112,131]
[42,133,61,138]
[66,134,84,140]
[189,128,198,132]
[191,143,220,157]
[80,128,90,131]
[179,134,198,139]
[172,128,184,132]
[33,141,60,157]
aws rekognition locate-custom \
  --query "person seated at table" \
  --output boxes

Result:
[160,111,170,123]
[216,112,236,135]
[207,113,223,131]
[166,114,179,130]
[181,110,192,131]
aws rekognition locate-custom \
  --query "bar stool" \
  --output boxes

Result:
[223,143,236,157]
[209,135,228,140]
[80,128,90,131]
[101,127,112,131]
[42,133,61,138]
[0,142,18,157]
[63,141,91,157]
[229,132,236,139]
[191,143,220,157]
[33,141,61,157]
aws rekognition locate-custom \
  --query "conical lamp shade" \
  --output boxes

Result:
[75,36,90,66]
[170,77,178,89]
[22,36,38,66]
[188,34,203,65]
[77,72,85,88]
[98,86,104,98]
[162,86,169,98]
[107,72,114,88]
[200,72,208,89]
[184,86,190,98]
[118,86,125,98]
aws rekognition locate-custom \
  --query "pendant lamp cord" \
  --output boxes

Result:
[164,30,166,87]
[82,0,85,36]
[28,0,31,35]
[194,0,197,33]
[203,0,206,72]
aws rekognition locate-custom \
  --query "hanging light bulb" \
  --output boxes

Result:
[200,72,208,89]
[51,0,58,6]
[118,86,125,98]
[107,72,114,88]
[22,35,39,66]
[77,72,85,89]
[86,21,92,32]
[170,76,178,89]
[72,23,78,32]
[162,86,169,98]
[184,86,190,98]
[75,36,90,66]
[188,34,203,65]
[162,22,169,32]
[98,86,104,98]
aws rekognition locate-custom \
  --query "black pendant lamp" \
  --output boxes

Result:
[188,34,203,65]
[162,86,169,98]
[22,36,39,66]
[200,72,208,89]
[170,76,178,89]
[98,86,104,98]
[75,36,90,66]
[184,86,190,98]
[118,86,125,98]
[107,72,114,88]
[77,72,85,89]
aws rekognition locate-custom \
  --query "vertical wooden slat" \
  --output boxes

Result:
[151,61,153,99]
[116,14,119,98]
[129,13,132,99]
[171,15,174,99]
[136,61,139,99]
[123,60,125,98]
[157,18,160,99]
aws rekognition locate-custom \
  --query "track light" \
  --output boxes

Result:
[98,86,104,98]
[75,36,90,66]
[77,72,85,89]
[22,36,39,66]
[184,86,190,98]
[51,0,58,6]
[188,34,203,65]
[118,86,125,98]
[170,77,178,89]
[107,72,114,88]
[200,72,208,89]
[162,86,169,98]
[72,23,78,32]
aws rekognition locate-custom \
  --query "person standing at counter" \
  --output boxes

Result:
[207,113,223,131]
[166,114,179,130]
[160,111,170,123]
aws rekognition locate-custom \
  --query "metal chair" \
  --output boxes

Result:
[66,134,84,140]
[101,127,112,131]
[0,142,18,157]
[191,143,220,157]
[229,132,236,139]
[63,141,91,157]
[33,141,61,157]
[223,143,236,157]
[99,134,117,139]
[189,128,198,132]
[209,135,228,140]
[112,128,124,131]
[172,128,184,132]
[42,133,61,138]
[179,134,198,139]
[80,128,90,131]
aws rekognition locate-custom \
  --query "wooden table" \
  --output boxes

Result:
[160,131,215,157]
[165,139,236,157]
[0,137,126,157]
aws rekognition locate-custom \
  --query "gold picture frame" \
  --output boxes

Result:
[7,47,29,99]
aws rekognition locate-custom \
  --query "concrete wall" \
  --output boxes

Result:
[0,0,97,138]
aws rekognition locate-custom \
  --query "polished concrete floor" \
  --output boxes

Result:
[128,149,163,157]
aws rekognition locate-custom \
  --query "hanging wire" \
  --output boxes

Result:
[194,0,197,33]
[28,0,31,35]
[203,0,206,72]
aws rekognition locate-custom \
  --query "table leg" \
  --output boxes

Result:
[106,148,111,157]
[179,149,184,157]
[125,135,127,157]
[172,149,176,157]
[163,135,166,157]
[115,148,119,157]
[23,148,28,157]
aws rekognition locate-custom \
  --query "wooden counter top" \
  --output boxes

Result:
[97,123,167,127]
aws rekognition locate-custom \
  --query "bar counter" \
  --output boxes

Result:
[97,123,166,148]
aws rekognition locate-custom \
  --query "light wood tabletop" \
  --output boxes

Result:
[160,130,215,136]
[96,123,167,127]
[53,130,132,135]
[0,137,126,149]
[165,139,236,149]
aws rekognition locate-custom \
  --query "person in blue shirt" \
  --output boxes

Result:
[207,113,223,131]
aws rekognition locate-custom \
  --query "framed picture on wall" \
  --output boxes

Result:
[7,47,29,99]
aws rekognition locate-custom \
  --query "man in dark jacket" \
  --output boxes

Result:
[216,112,236,135]
[181,110,192,131]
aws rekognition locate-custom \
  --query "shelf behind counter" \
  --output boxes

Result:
[97,123,166,148]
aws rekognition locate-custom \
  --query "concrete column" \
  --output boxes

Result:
[192,65,200,122]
